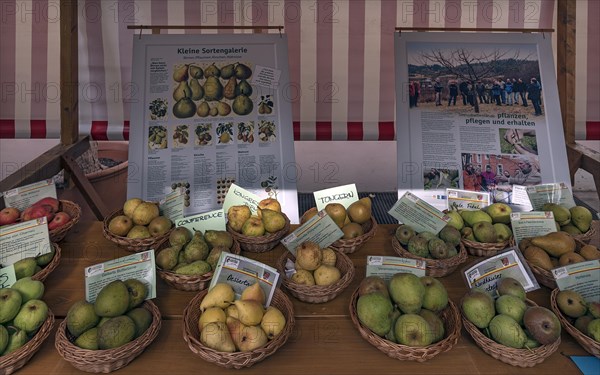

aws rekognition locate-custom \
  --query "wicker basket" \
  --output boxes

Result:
[182,288,295,369]
[550,288,600,358]
[349,288,461,362]
[55,300,162,373]
[571,220,599,244]
[461,298,561,367]
[156,237,242,291]
[329,217,378,254]
[31,242,61,282]
[0,309,55,375]
[102,209,173,252]
[275,248,355,304]
[225,213,290,253]
[461,236,515,257]
[391,236,468,277]
[48,200,81,243]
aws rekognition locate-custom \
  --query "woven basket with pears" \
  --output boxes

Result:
[275,243,355,303]
[302,197,377,254]
[550,288,600,358]
[225,199,290,253]
[460,284,561,367]
[391,224,468,277]
[521,232,596,289]
[182,285,295,369]
[103,199,173,252]
[31,242,62,282]
[538,203,597,244]
[155,227,242,291]
[348,274,461,362]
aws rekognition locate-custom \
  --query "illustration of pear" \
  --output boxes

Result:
[219,132,231,144]
[189,78,204,101]
[235,79,253,97]
[224,77,237,100]
[232,94,253,116]
[234,63,252,80]
[173,81,192,101]
[220,63,235,80]
[173,64,189,82]
[217,102,231,116]
[189,65,203,79]
[203,76,224,101]
[196,101,210,117]
[173,93,196,118]
[209,106,218,116]
[204,63,221,78]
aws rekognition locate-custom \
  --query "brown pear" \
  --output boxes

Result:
[223,77,237,100]
[523,245,554,271]
[347,200,371,224]
[324,203,346,228]
[531,232,576,257]
[579,245,600,260]
[240,282,266,305]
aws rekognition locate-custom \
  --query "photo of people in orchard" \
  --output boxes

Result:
[407,43,544,117]
[423,168,459,190]
[499,128,538,155]
[460,153,541,199]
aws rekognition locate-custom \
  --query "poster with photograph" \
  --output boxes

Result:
[129,34,299,223]
[395,32,570,212]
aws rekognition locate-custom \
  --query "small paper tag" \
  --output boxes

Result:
[280,210,344,255]
[511,185,533,209]
[222,184,261,216]
[552,260,600,303]
[446,188,490,211]
[210,252,280,307]
[0,264,17,288]
[365,256,426,280]
[510,211,557,245]
[313,184,359,211]
[251,65,282,88]
[84,250,157,303]
[526,182,577,210]
[175,209,226,233]
[0,218,52,267]
[160,188,186,222]
[2,179,57,211]
[388,191,449,234]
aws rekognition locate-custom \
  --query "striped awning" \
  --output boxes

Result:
[0,0,598,140]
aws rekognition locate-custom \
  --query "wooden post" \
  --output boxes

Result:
[60,0,79,146]
[557,0,576,147]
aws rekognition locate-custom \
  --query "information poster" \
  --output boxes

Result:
[129,34,299,223]
[395,32,571,212]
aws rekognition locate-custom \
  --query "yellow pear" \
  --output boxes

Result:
[291,269,315,285]
[261,306,286,339]
[227,205,252,233]
[531,232,576,257]
[123,198,143,218]
[225,304,239,319]
[359,196,372,210]
[261,209,286,233]
[580,245,600,260]
[321,248,337,267]
[523,245,554,271]
[200,321,236,352]
[198,307,226,331]
[240,282,266,305]
[313,264,342,286]
[226,317,268,352]
[257,198,282,217]
[347,200,371,224]
[233,300,264,326]
[200,283,235,312]
[324,203,347,228]
[300,207,318,224]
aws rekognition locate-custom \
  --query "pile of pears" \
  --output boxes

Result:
[289,242,341,286]
[461,278,561,349]
[64,279,152,350]
[542,203,594,236]
[555,289,600,342]
[227,198,287,237]
[301,197,372,240]
[0,278,49,356]
[197,282,287,352]
[520,232,600,271]
[172,62,254,119]
[356,273,450,347]
[446,203,514,244]
[156,227,235,277]
[6,245,57,280]
[107,198,173,240]
[395,224,461,260]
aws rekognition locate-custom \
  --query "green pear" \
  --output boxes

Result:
[407,236,429,258]
[439,225,461,247]
[493,223,512,242]
[542,203,571,226]
[0,288,22,323]
[97,316,136,349]
[232,94,253,116]
[13,299,48,334]
[156,245,181,271]
[0,325,8,354]
[472,221,497,243]
[445,210,464,230]
[169,227,192,247]
[261,209,286,233]
[206,246,230,270]
[419,309,445,343]
[188,65,203,79]
[189,78,204,101]
[428,238,449,259]
[203,76,223,101]
[200,283,235,312]
[389,273,424,314]
[587,319,600,341]
[356,292,394,336]
[204,230,233,249]
[227,205,252,232]
[2,328,28,355]
[461,227,476,241]
[489,314,527,348]
[124,279,148,310]
[394,224,416,245]
[461,290,495,329]
[241,216,265,237]
[66,300,100,338]
[556,290,587,318]
[35,245,55,266]
[420,276,448,312]
[184,234,209,263]
[485,203,512,224]
[460,210,492,227]
[74,327,98,350]
[127,307,153,338]
[94,280,130,318]
[496,277,526,300]
[173,81,192,101]
[574,315,594,334]
[13,257,38,279]
[220,63,235,79]
[495,295,527,324]
[173,96,197,118]
[234,63,252,80]
[394,314,434,347]
[174,260,211,276]
[11,277,44,302]
[570,206,593,233]
[235,79,253,96]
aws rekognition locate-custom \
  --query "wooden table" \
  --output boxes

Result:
[16,220,594,374]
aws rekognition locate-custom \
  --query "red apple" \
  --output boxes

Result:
[0,207,20,226]
[31,197,60,213]
[48,211,71,230]
[21,204,55,222]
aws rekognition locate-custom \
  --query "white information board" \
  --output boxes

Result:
[128,33,299,223]
[395,32,571,212]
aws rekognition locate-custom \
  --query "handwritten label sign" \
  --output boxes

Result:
[511,185,533,209]
[366,256,426,280]
[446,189,490,211]
[2,179,57,211]
[526,182,576,210]
[388,192,449,234]
[175,209,226,233]
[463,249,539,296]
[160,188,186,222]
[85,250,157,303]
[252,65,282,88]
[210,252,279,307]
[510,211,557,245]
[280,210,344,254]
[222,184,261,216]
[0,218,52,267]
[553,260,600,303]
[0,265,17,288]
[313,184,359,211]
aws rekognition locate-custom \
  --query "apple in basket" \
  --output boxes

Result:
[197,282,287,352]
[0,207,20,226]
[48,211,72,231]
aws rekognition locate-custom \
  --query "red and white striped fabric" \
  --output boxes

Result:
[0,0,598,140]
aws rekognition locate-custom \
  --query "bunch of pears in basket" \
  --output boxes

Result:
[302,197,372,239]
[227,198,287,236]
